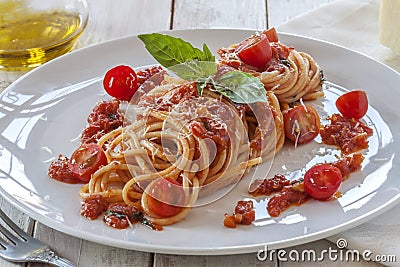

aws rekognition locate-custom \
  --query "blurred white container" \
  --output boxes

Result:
[379,0,400,55]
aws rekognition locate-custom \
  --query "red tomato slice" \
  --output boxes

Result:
[283,104,321,145]
[335,90,368,119]
[263,28,279,42]
[69,143,107,182]
[103,65,139,101]
[147,178,185,218]
[235,33,272,68]
[304,164,342,200]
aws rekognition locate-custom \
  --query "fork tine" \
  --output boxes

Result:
[0,209,29,240]
[0,222,24,244]
[0,234,10,248]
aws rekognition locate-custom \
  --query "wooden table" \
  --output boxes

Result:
[0,0,383,266]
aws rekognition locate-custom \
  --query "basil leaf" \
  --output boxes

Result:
[138,33,215,68]
[213,71,268,103]
[202,43,214,62]
[168,61,217,81]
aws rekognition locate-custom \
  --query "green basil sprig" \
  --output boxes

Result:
[138,33,215,68]
[138,33,267,104]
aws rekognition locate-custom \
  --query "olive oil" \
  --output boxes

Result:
[0,1,85,70]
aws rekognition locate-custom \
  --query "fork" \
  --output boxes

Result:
[0,209,76,267]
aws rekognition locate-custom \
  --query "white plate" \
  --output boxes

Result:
[0,29,399,255]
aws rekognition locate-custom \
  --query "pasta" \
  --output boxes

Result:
[217,36,324,103]
[79,75,284,226]
[259,50,323,103]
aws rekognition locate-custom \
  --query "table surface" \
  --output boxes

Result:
[0,0,384,266]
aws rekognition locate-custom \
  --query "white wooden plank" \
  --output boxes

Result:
[78,241,152,267]
[268,0,336,26]
[173,0,267,30]
[154,253,277,267]
[0,73,24,93]
[77,0,173,47]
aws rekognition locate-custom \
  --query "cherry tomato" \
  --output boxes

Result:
[283,104,321,145]
[335,90,368,119]
[103,65,139,101]
[263,27,279,42]
[147,178,185,218]
[235,33,272,68]
[69,143,107,182]
[304,164,342,200]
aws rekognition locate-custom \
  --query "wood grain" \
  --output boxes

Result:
[154,253,276,267]
[173,0,267,30]
[268,0,336,26]
[77,242,152,267]
[78,0,172,47]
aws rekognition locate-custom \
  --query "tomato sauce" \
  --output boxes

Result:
[248,174,291,197]
[190,117,229,149]
[136,65,164,86]
[80,195,109,220]
[267,186,309,217]
[80,196,162,230]
[139,81,232,150]
[264,153,364,217]
[103,203,141,229]
[265,42,292,72]
[320,113,373,154]
[332,153,364,180]
[103,203,162,230]
[47,155,82,184]
[138,81,199,112]
[81,99,125,144]
[224,200,255,228]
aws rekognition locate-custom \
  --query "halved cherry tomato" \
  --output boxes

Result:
[335,90,368,119]
[304,164,342,200]
[283,104,321,145]
[69,143,107,182]
[147,178,185,218]
[263,27,279,42]
[103,65,139,101]
[235,33,272,68]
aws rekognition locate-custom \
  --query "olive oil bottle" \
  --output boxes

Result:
[0,0,87,70]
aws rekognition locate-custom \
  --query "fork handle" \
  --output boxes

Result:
[29,248,77,267]
[48,255,77,267]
